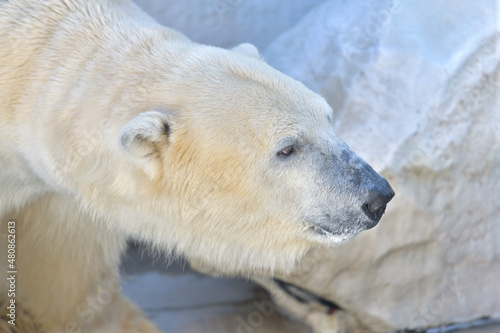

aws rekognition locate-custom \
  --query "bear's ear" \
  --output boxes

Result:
[231,43,263,61]
[119,111,172,160]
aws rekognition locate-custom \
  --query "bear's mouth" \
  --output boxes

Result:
[311,225,335,236]
[308,224,357,243]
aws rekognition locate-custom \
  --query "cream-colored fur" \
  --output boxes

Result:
[1,194,161,332]
[0,0,393,331]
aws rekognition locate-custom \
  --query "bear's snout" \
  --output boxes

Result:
[361,180,395,229]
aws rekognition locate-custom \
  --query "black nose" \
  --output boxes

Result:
[362,184,395,228]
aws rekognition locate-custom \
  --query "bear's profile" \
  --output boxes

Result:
[0,0,394,331]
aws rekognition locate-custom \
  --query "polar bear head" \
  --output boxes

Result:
[110,43,394,275]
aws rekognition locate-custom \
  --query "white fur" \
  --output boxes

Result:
[231,42,263,60]
[0,0,386,331]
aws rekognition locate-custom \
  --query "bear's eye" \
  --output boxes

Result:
[277,146,296,158]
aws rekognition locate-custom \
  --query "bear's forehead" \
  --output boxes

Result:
[175,47,334,140]
[228,67,333,122]
[186,48,329,111]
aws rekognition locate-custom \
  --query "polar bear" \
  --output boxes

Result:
[0,0,394,332]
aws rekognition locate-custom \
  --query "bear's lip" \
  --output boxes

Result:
[311,225,335,236]
[308,225,357,243]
